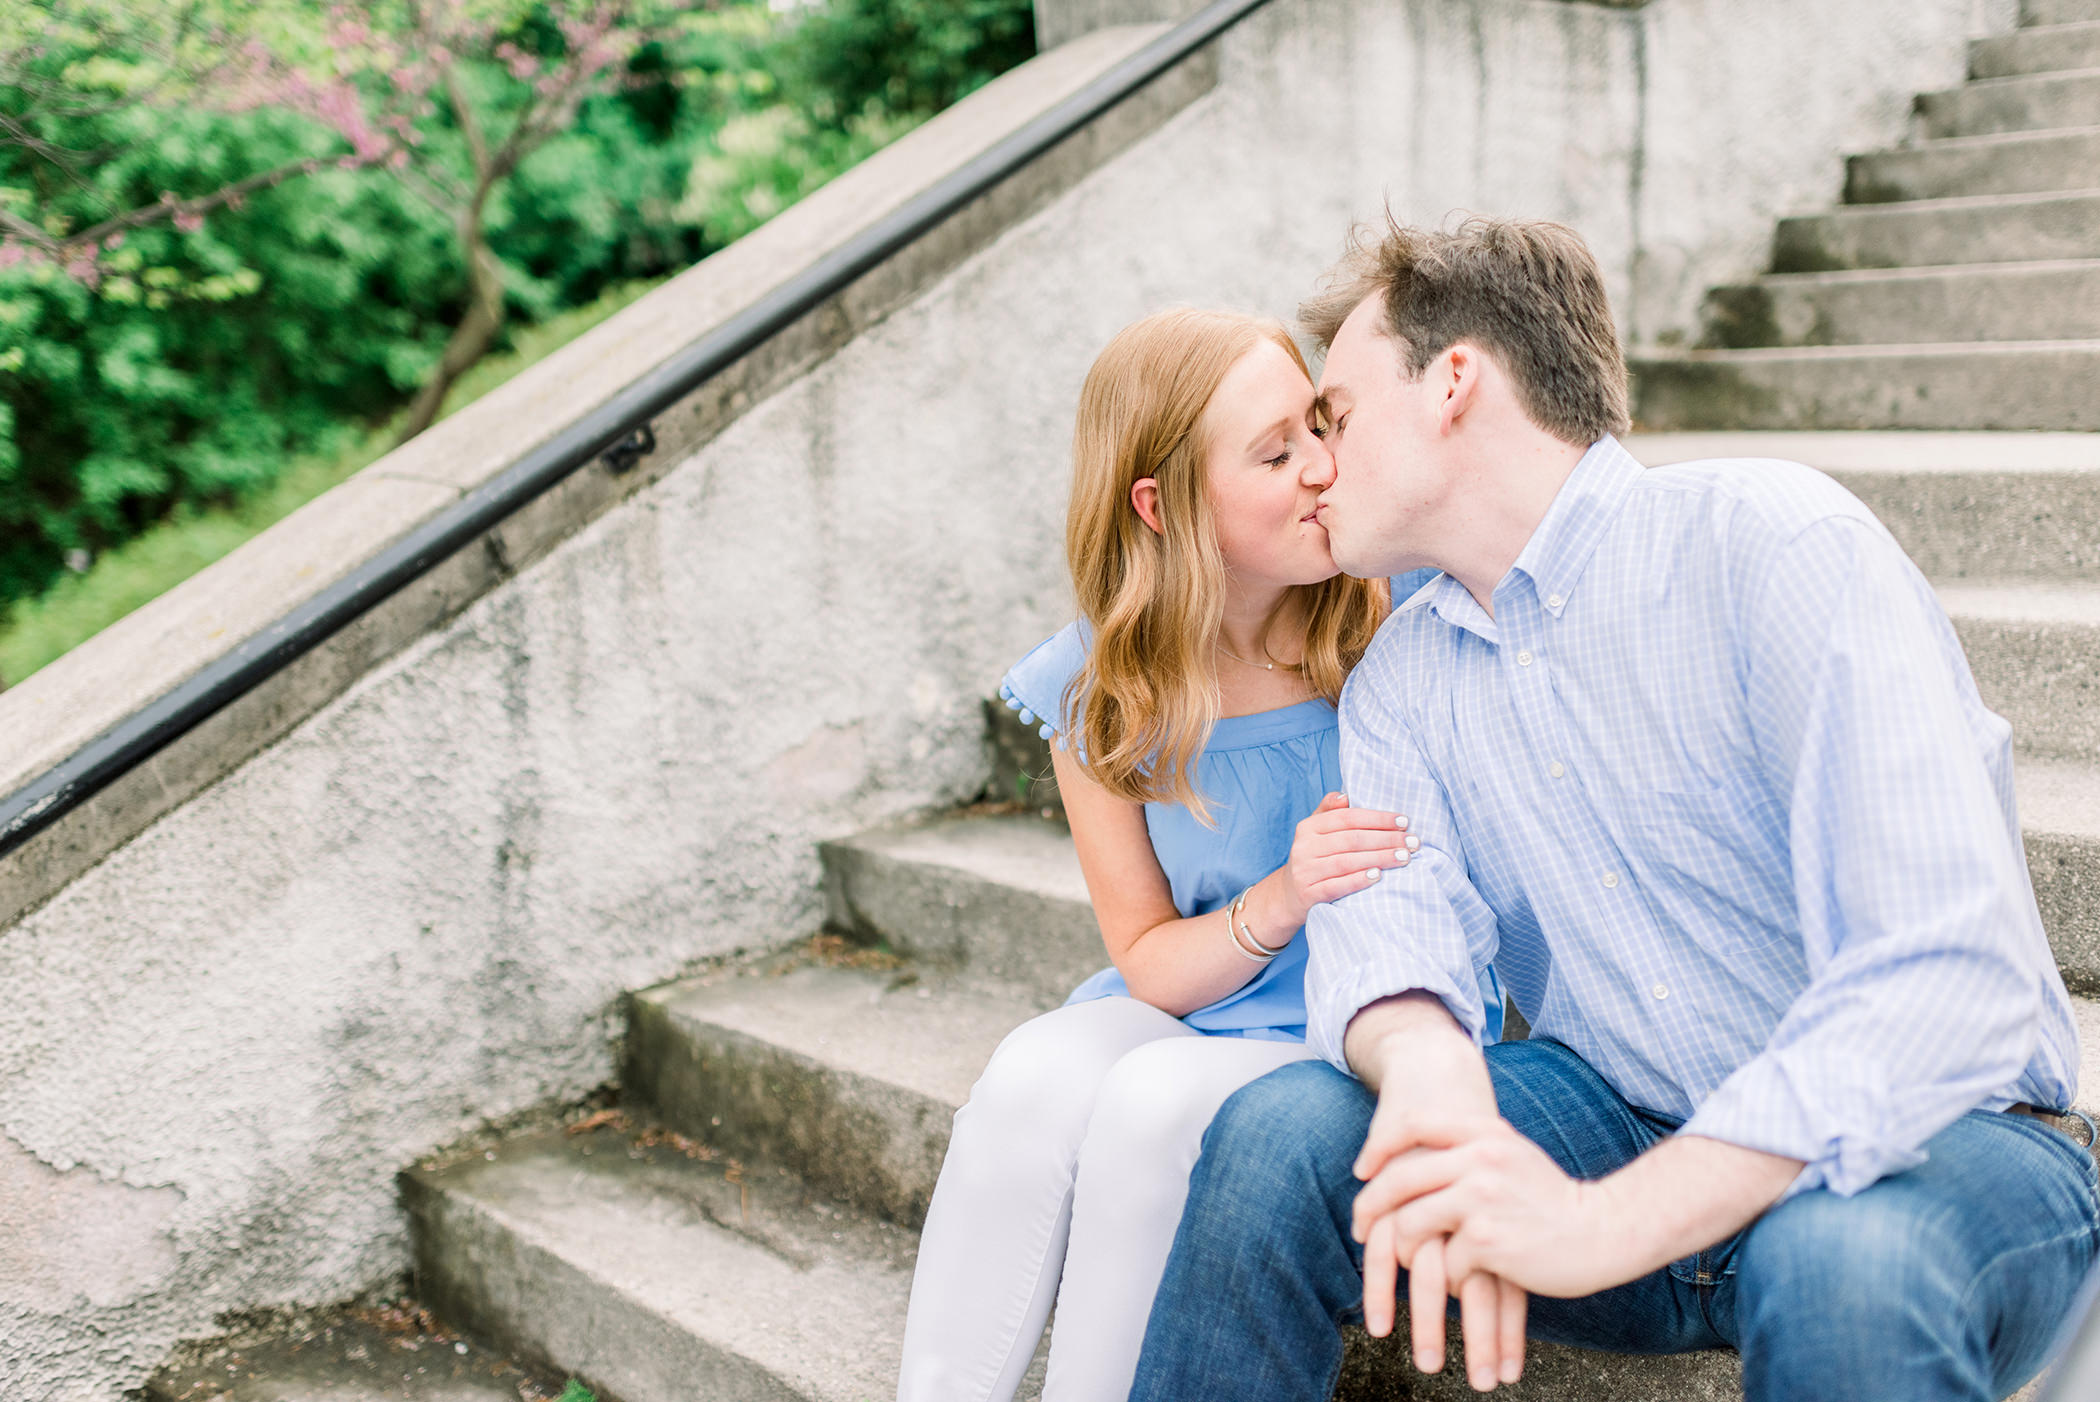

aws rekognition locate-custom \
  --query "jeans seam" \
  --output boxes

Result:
[1953,1219,2100,1324]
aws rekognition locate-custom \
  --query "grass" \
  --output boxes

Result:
[0,276,669,687]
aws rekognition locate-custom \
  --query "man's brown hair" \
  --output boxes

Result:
[1299,215,1631,444]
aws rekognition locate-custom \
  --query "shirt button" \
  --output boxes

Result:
[1547,593,1564,609]
[1653,984,1669,1000]
[1602,872,1620,889]
[1549,761,1566,779]
[1516,650,1534,667]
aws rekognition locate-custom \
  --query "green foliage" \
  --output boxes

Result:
[768,0,1038,130]
[0,277,663,683]
[0,0,1035,650]
[553,1382,598,1402]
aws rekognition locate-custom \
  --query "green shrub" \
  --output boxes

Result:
[0,0,1035,663]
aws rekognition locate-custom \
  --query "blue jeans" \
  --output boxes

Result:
[1130,1039,2100,1402]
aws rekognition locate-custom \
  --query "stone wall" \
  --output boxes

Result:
[0,0,2009,1395]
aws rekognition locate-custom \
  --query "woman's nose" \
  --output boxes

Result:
[1301,435,1337,489]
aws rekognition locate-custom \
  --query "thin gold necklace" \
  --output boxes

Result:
[1215,640,1302,672]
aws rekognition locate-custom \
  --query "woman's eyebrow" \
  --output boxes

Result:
[1243,416,1295,454]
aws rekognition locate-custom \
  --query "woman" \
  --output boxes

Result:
[896,308,1503,1401]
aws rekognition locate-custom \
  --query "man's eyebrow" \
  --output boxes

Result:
[1314,386,1349,420]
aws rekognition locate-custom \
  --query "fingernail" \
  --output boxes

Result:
[1502,1359,1523,1383]
[1393,851,1410,866]
[1394,814,1409,828]
[1363,867,1381,882]
[1405,835,1420,851]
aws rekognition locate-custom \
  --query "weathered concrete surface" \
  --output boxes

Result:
[403,1127,920,1402]
[1632,340,2100,431]
[145,1306,567,1402]
[1971,18,2100,76]
[1919,65,2100,136]
[1622,430,2100,579]
[1942,583,2100,764]
[1846,126,2100,204]
[628,960,1037,1225]
[0,0,2017,1394]
[1703,260,2100,347]
[1772,190,2100,272]
[2030,0,2100,24]
[822,814,1098,1001]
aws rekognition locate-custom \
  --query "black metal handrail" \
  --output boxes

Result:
[0,0,1277,860]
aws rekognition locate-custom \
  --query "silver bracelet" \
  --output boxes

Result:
[1226,886,1287,962]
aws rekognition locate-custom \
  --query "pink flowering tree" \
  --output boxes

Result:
[0,1,379,280]
[3,0,698,443]
[299,1,678,441]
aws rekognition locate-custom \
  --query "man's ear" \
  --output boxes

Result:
[1130,478,1165,535]
[1438,343,1480,436]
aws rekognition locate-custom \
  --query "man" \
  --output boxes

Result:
[1127,217,2097,1401]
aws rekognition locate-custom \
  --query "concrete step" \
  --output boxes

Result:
[1975,21,2100,79]
[1703,259,2100,347]
[819,811,1100,1005]
[402,1123,922,1402]
[1629,339,2100,432]
[627,957,1038,1226]
[144,1303,572,1402]
[1622,431,2100,582]
[1918,67,2100,138]
[1773,189,2100,272]
[2019,758,2100,994]
[1847,126,2100,204]
[1942,581,2100,766]
[2028,0,2100,28]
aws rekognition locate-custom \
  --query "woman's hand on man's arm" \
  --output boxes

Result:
[1279,790,1418,927]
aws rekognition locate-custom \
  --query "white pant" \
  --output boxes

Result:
[896,996,1316,1401]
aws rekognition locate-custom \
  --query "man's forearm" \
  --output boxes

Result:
[1344,990,1485,1095]
[1591,1133,1804,1284]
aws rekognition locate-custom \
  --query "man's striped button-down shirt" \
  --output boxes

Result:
[1306,435,2079,1196]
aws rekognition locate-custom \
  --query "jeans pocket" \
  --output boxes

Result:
[1998,1110,2100,1194]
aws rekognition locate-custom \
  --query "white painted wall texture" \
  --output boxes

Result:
[0,0,2011,1394]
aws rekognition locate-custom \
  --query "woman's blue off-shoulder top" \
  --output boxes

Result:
[1001,618,1503,1045]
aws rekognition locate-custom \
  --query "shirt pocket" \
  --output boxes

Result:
[1624,780,1796,956]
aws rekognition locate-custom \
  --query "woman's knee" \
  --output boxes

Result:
[960,1000,1183,1143]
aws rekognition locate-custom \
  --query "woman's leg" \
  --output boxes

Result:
[897,995,1198,1402]
[1042,1033,1318,1401]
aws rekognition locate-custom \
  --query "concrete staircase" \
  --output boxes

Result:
[395,8,2100,1400]
[1632,0,2100,431]
[401,538,2100,1402]
[387,442,2100,1388]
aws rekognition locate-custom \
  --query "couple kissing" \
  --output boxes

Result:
[896,215,2096,1402]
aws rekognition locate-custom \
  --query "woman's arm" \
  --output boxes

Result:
[1051,743,1415,1017]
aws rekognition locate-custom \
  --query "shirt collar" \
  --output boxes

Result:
[1396,570,1499,644]
[1506,435,1643,618]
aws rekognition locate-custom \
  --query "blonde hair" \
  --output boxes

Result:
[1063,308,1387,821]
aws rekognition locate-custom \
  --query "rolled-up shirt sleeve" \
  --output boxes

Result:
[1306,649,1503,1074]
[1680,515,2048,1196]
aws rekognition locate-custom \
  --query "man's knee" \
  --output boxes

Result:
[1739,1187,1960,1322]
[1191,1060,1372,1206]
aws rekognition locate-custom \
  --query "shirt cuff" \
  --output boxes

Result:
[1308,961,1487,1077]
[1677,1056,1926,1200]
